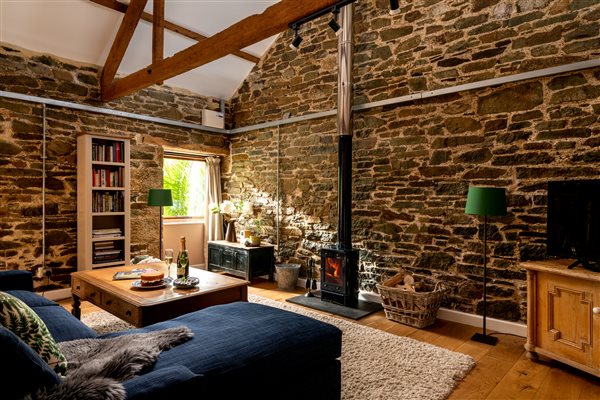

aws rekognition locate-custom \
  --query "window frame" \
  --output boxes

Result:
[162,149,209,221]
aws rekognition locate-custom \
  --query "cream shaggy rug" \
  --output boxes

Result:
[81,295,475,400]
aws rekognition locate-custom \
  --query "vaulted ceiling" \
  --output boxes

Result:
[1,0,282,100]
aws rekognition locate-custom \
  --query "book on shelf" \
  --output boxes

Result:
[95,250,115,256]
[94,248,122,259]
[94,258,124,264]
[115,144,121,163]
[94,251,121,257]
[94,240,115,249]
[94,248,121,254]
[92,228,123,238]
[92,141,124,163]
[92,191,124,212]
[92,168,124,188]
[94,256,121,262]
[92,228,122,234]
[94,240,116,252]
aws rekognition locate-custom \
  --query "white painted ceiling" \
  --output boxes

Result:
[0,0,280,100]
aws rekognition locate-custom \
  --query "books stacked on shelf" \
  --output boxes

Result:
[92,167,124,187]
[92,228,123,238]
[93,240,123,264]
[92,192,124,213]
[92,141,124,163]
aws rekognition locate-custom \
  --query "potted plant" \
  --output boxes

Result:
[249,218,264,246]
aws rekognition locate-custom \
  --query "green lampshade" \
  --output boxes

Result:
[465,187,507,216]
[147,189,173,207]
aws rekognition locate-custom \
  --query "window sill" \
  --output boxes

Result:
[164,219,204,226]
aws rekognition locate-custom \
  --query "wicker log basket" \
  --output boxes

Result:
[376,272,447,329]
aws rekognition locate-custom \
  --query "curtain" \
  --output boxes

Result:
[204,157,223,250]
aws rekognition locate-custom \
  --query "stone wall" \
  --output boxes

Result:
[233,0,600,125]
[0,45,229,291]
[229,0,600,322]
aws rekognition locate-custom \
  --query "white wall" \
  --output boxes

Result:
[164,220,205,267]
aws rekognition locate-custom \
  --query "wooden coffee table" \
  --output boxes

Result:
[71,263,248,327]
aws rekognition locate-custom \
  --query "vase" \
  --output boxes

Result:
[225,220,237,242]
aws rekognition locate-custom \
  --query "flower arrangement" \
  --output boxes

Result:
[209,199,253,222]
[210,198,254,242]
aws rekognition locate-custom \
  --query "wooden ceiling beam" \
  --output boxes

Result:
[100,0,147,90]
[102,0,340,101]
[90,0,260,64]
[160,20,260,65]
[152,0,164,66]
[152,0,164,84]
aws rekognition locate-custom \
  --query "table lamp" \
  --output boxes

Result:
[147,188,173,259]
[465,186,507,345]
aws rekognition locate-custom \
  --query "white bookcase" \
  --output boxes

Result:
[77,133,130,270]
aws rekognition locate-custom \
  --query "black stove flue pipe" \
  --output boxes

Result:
[338,135,352,249]
[336,4,353,250]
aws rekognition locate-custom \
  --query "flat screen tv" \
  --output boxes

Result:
[547,179,600,270]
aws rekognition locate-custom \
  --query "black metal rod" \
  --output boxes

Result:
[483,215,488,335]
[159,207,164,259]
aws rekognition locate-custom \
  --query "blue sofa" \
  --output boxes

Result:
[0,270,342,399]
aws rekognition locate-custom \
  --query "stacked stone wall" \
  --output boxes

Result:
[233,0,599,125]
[229,0,600,321]
[0,45,228,291]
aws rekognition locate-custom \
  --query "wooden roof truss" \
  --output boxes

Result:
[92,0,341,101]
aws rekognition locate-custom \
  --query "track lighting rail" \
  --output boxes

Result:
[288,0,357,30]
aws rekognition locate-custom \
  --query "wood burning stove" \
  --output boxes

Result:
[321,247,359,307]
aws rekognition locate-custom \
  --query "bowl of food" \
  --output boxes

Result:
[173,276,199,289]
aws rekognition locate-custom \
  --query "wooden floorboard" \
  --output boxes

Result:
[58,279,600,399]
[485,354,551,400]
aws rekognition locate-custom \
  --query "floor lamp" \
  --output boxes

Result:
[465,186,507,346]
[147,189,173,260]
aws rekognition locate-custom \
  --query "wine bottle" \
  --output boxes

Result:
[176,236,189,279]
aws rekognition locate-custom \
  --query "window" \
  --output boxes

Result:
[163,156,206,218]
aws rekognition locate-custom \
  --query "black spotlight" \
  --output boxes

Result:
[328,9,341,36]
[289,26,303,50]
[389,0,400,15]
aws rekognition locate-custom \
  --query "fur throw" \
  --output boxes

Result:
[26,326,193,400]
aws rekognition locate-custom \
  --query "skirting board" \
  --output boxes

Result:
[43,288,71,301]
[359,291,527,338]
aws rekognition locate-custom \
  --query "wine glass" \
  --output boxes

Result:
[164,249,174,278]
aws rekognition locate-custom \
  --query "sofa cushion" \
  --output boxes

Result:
[6,289,58,307]
[0,291,68,374]
[138,302,342,377]
[0,270,34,292]
[35,305,98,342]
[123,365,201,400]
[7,290,98,342]
[0,325,61,400]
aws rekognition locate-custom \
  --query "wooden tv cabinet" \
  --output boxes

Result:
[523,259,600,377]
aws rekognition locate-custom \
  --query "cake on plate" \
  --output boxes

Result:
[139,270,164,287]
